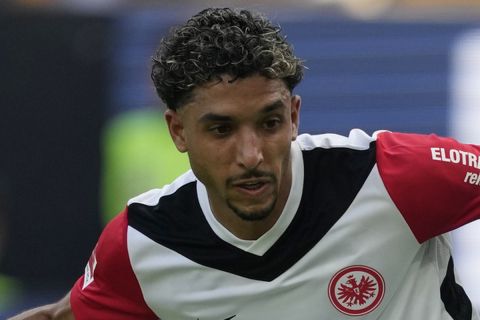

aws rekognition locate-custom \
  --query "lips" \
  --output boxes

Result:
[240,181,265,190]
[231,178,272,195]
[233,177,270,187]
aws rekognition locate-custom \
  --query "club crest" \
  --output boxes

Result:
[328,265,385,316]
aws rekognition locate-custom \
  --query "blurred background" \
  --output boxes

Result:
[0,0,479,317]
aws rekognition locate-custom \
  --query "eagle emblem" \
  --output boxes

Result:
[328,265,385,316]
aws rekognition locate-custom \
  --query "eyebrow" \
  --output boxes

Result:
[199,99,286,123]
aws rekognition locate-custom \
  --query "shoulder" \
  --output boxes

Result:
[127,169,197,206]
[73,210,129,293]
[296,129,378,151]
[375,131,480,242]
[375,131,480,182]
[126,170,205,245]
[70,209,157,319]
[295,129,378,176]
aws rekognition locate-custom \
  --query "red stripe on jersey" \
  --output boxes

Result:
[376,131,480,243]
[70,209,157,319]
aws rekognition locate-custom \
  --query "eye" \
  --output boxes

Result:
[263,117,282,130]
[209,124,232,136]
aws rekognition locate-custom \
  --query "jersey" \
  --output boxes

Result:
[70,129,480,320]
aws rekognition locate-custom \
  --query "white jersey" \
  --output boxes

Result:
[71,129,480,319]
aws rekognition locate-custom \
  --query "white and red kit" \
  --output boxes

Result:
[71,130,480,319]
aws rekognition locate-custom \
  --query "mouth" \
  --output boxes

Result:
[232,178,272,195]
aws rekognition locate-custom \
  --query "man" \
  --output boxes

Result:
[10,7,480,320]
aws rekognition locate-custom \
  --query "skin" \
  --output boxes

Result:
[7,293,73,320]
[166,74,301,240]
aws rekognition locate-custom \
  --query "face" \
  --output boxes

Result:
[166,75,300,235]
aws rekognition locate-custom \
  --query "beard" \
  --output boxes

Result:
[225,169,278,221]
[226,195,277,221]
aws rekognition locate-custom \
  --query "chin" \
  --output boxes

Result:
[228,200,276,222]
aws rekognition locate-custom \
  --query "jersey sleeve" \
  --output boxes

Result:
[70,209,158,320]
[376,131,480,243]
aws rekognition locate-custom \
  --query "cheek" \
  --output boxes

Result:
[187,140,232,183]
[267,142,292,183]
[266,137,291,164]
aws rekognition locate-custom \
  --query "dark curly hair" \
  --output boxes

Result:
[151,7,304,110]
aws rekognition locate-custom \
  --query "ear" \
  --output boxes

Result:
[290,95,301,141]
[165,109,188,153]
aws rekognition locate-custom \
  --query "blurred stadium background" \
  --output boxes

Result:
[0,0,479,317]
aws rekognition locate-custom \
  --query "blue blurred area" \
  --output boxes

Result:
[1,6,479,318]
[283,18,458,135]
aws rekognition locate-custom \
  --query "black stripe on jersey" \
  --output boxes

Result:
[128,142,377,281]
[440,257,472,319]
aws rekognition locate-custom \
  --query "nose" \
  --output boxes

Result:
[236,128,263,170]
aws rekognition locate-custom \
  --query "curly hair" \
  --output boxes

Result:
[151,7,304,110]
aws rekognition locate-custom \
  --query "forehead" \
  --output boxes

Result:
[182,75,291,118]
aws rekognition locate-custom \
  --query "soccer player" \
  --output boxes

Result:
[9,7,480,320]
